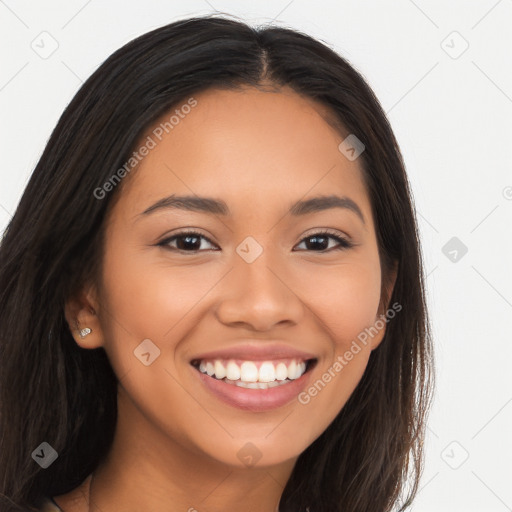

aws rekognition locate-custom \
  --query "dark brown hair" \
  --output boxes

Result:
[0,14,434,511]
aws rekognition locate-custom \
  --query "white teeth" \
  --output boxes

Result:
[196,357,311,383]
[240,361,258,382]
[258,362,275,382]
[288,360,298,380]
[226,361,241,380]
[275,363,288,381]
[214,360,226,379]
[205,362,215,377]
[232,379,290,389]
[289,361,305,380]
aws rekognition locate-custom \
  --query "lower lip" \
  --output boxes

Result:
[192,365,314,412]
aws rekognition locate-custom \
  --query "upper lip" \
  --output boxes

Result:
[190,342,317,363]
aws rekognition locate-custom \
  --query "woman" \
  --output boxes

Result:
[0,14,434,512]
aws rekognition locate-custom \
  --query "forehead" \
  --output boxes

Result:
[114,86,371,225]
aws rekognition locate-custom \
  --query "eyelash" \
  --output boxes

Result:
[157,229,354,253]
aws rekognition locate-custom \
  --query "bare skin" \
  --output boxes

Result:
[58,85,396,512]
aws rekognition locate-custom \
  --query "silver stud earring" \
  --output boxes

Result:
[79,327,92,338]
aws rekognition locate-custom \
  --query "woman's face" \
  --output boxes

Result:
[78,86,391,469]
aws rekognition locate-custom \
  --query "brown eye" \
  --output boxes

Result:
[158,231,218,252]
[294,231,354,252]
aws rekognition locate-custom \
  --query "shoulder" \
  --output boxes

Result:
[47,474,93,512]
[38,498,63,512]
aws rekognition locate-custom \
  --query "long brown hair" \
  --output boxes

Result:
[0,14,434,511]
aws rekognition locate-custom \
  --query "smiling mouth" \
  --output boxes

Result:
[190,358,318,389]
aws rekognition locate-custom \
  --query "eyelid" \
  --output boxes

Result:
[300,227,350,240]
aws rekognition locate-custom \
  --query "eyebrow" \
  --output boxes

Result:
[137,194,365,224]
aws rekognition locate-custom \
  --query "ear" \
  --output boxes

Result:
[64,282,105,349]
[370,260,399,351]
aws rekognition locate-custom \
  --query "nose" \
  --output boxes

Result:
[214,253,305,332]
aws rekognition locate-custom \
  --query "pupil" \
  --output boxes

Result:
[308,235,327,250]
[177,235,200,250]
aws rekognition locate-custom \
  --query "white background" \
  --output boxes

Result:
[1,1,511,510]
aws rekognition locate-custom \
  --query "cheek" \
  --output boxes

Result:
[96,243,227,443]
[99,242,215,342]
[296,254,382,347]
[289,250,382,422]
